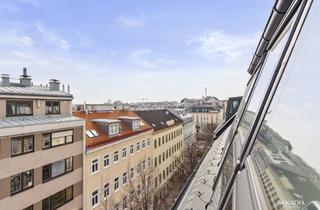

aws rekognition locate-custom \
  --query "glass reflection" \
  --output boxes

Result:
[211,143,234,209]
[237,19,295,143]
[250,2,320,210]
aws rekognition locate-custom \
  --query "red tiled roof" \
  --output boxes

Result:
[73,110,153,149]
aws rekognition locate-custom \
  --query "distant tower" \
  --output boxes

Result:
[205,86,207,97]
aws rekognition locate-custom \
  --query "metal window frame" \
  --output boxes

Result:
[218,0,312,209]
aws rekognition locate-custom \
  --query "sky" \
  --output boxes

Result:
[0,0,273,103]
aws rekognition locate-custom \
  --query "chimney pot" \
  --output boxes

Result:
[1,74,10,86]
[49,79,60,91]
[19,67,32,87]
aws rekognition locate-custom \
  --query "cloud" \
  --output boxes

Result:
[35,23,71,50]
[0,31,34,48]
[189,30,258,62]
[116,15,145,28]
[128,48,170,69]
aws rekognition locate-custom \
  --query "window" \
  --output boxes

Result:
[104,154,110,168]
[109,123,119,135]
[6,101,32,117]
[11,170,33,194]
[122,147,127,158]
[130,144,134,154]
[159,155,161,164]
[104,183,110,198]
[114,177,120,191]
[162,136,164,144]
[136,142,140,151]
[132,120,140,130]
[148,157,151,167]
[123,172,128,185]
[154,139,157,148]
[158,138,161,147]
[11,135,34,156]
[91,158,99,174]
[155,157,158,167]
[142,160,146,170]
[91,189,99,208]
[137,163,141,174]
[114,151,119,162]
[249,5,320,209]
[142,140,146,149]
[42,186,73,210]
[45,101,60,114]
[123,196,128,208]
[147,138,151,146]
[85,129,99,138]
[43,157,73,182]
[130,168,134,179]
[43,130,73,149]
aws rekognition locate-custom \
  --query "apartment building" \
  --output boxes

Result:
[0,69,84,210]
[166,108,196,145]
[190,106,219,127]
[135,110,184,199]
[73,109,153,210]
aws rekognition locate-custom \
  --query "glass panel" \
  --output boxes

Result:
[42,165,50,181]
[11,138,22,156]
[22,170,33,189]
[50,190,66,209]
[23,136,33,153]
[52,159,66,177]
[210,143,234,209]
[65,135,73,143]
[237,19,295,145]
[65,186,73,201]
[43,133,51,148]
[66,157,73,172]
[10,174,21,194]
[42,198,50,210]
[51,137,65,147]
[249,2,320,210]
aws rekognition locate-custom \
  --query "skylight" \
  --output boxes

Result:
[86,129,99,138]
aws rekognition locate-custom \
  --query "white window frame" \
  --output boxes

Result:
[91,189,100,208]
[147,138,151,147]
[122,147,127,159]
[114,177,120,192]
[109,123,119,135]
[142,140,146,149]
[114,151,119,163]
[130,145,134,155]
[103,154,110,168]
[136,142,140,152]
[104,182,110,199]
[123,172,128,185]
[91,158,99,175]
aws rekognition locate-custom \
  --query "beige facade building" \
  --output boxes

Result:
[190,106,220,127]
[74,109,153,210]
[0,69,84,210]
[135,110,184,199]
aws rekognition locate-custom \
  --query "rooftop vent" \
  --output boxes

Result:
[20,67,32,87]
[1,74,10,86]
[49,79,60,91]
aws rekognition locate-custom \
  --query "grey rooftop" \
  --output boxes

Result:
[0,114,82,129]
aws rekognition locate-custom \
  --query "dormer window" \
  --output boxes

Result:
[109,123,119,135]
[132,120,140,130]
[6,100,32,117]
[45,101,60,115]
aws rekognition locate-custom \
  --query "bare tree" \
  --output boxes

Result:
[125,162,156,210]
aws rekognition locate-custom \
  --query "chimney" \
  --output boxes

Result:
[20,67,32,87]
[1,74,10,86]
[49,79,60,91]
